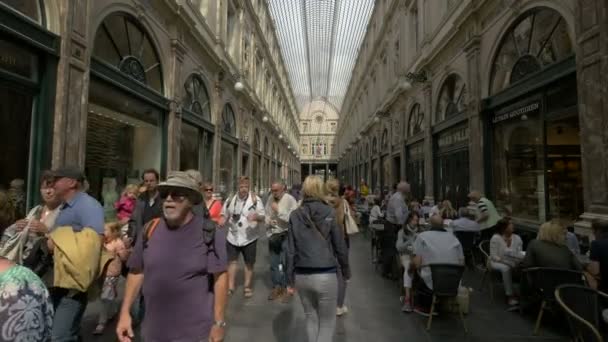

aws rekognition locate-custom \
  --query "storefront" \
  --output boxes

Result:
[482,7,580,228]
[381,129,390,192]
[220,104,237,197]
[86,12,167,202]
[0,1,59,211]
[262,137,270,192]
[371,137,379,194]
[180,74,214,182]
[433,74,469,209]
[252,129,261,191]
[406,103,425,202]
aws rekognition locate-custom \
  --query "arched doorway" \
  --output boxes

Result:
[86,12,166,210]
[406,103,425,202]
[180,74,214,182]
[434,74,469,209]
[483,7,580,227]
[219,103,238,196]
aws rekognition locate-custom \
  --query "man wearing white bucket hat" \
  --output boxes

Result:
[117,171,228,342]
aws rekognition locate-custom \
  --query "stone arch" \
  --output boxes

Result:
[407,103,424,137]
[222,103,237,136]
[435,73,466,122]
[182,73,212,121]
[483,3,575,97]
[92,10,164,94]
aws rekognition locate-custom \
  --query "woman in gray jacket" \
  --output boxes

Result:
[287,176,350,342]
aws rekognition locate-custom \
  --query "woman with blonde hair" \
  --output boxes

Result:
[325,178,350,316]
[287,176,350,342]
[522,220,581,271]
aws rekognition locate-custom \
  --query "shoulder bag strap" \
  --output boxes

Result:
[301,207,328,241]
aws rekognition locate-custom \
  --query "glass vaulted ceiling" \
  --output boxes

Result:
[268,0,375,113]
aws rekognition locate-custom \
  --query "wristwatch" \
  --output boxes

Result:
[214,320,227,328]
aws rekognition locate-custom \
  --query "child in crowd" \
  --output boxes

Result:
[94,222,130,335]
[114,184,138,225]
[396,212,421,313]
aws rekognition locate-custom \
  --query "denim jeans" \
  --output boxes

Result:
[269,236,287,288]
[51,289,88,342]
[296,273,338,342]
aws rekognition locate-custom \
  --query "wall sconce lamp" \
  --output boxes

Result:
[234,80,245,92]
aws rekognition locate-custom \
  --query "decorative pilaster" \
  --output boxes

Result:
[464,36,483,193]
[574,0,608,235]
[423,84,434,203]
[167,39,187,171]
[51,0,91,168]
[212,77,224,186]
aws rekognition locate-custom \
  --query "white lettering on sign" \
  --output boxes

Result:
[493,102,540,124]
[438,126,469,148]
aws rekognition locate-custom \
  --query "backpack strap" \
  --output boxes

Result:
[142,217,161,249]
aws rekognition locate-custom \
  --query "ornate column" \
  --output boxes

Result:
[51,0,92,168]
[464,36,484,193]
[423,84,434,203]
[167,39,186,171]
[574,0,608,234]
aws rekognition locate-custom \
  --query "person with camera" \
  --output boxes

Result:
[265,180,298,302]
[221,176,265,298]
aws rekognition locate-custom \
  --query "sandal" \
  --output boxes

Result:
[244,287,253,298]
[93,323,105,335]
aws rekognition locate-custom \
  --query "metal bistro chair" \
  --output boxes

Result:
[454,231,478,269]
[555,284,608,342]
[523,267,586,335]
[426,264,467,333]
[369,221,385,271]
[478,240,502,301]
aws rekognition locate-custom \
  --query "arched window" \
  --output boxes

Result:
[490,7,573,95]
[93,13,163,92]
[222,104,236,136]
[364,143,369,160]
[437,74,466,122]
[183,74,211,121]
[408,103,424,137]
[253,129,260,151]
[263,137,269,155]
[381,129,389,150]
[372,137,378,154]
[1,0,44,23]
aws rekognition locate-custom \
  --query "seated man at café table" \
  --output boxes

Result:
[449,208,481,233]
[587,219,608,291]
[410,215,464,316]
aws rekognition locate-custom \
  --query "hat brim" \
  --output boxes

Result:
[158,184,203,204]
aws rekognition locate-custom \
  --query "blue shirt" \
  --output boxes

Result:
[54,192,104,234]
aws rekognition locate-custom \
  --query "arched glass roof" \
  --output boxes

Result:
[268,0,374,113]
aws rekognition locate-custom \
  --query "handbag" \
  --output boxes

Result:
[343,200,359,235]
[0,218,32,264]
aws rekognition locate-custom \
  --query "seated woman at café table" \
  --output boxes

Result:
[490,217,523,307]
[396,211,421,313]
[369,197,384,224]
[521,221,582,271]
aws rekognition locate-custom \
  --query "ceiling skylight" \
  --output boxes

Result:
[268,0,375,113]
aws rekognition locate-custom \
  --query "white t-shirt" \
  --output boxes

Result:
[413,230,464,289]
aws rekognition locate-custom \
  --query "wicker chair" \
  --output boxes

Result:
[426,264,467,333]
[523,267,586,335]
[555,284,607,342]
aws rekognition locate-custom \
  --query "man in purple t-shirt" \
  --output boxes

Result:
[116,171,229,342]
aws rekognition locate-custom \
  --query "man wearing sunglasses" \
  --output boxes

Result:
[117,171,228,342]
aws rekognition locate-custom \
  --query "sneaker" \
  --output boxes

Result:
[268,287,283,301]
[401,302,413,313]
[507,298,519,306]
[413,306,438,317]
[336,306,349,316]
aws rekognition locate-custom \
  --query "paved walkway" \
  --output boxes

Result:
[80,234,570,341]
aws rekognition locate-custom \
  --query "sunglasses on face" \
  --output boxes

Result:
[204,188,213,192]
[159,189,189,201]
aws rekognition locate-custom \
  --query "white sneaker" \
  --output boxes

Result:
[336,306,349,316]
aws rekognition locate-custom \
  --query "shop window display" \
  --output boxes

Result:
[85,103,162,202]
[180,122,200,171]
[219,141,236,197]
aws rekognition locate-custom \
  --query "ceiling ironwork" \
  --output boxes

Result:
[268,0,375,113]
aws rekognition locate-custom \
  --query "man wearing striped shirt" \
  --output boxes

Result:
[468,190,501,240]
